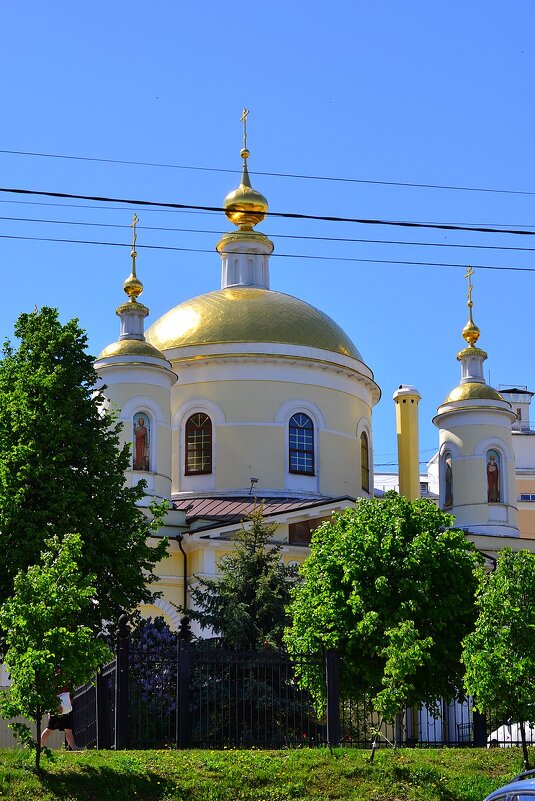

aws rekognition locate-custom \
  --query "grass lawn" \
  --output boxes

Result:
[0,746,528,801]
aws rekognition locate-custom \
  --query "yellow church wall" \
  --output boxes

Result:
[171,378,371,435]
[103,380,172,497]
[215,426,285,491]
[170,377,371,496]
[108,382,171,423]
[517,509,535,538]
[440,419,519,533]
[139,602,178,628]
[516,477,535,494]
[318,430,360,497]
[445,423,503,454]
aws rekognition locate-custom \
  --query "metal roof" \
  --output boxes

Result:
[172,495,354,528]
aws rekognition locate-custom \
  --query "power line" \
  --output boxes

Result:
[2,147,535,197]
[2,197,535,231]
[4,214,535,255]
[3,232,535,273]
[2,186,535,237]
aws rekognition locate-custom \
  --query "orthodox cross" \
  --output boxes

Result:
[465,265,474,307]
[240,107,249,151]
[130,213,139,274]
[131,213,139,251]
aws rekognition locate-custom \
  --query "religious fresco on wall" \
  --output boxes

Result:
[133,413,150,471]
[486,449,500,503]
[444,453,453,508]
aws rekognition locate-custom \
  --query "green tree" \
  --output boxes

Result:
[286,493,481,741]
[0,534,111,771]
[0,307,167,631]
[185,506,296,650]
[463,548,535,770]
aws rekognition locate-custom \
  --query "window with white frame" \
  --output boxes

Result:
[185,413,212,475]
[289,413,314,475]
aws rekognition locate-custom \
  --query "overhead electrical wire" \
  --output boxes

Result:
[1,186,535,237]
[2,232,535,273]
[1,197,535,231]
[1,147,535,197]
[3,214,535,255]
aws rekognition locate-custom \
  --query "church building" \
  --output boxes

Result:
[94,134,535,630]
[94,139,381,628]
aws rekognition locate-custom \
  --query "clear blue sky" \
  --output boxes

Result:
[1,1,534,471]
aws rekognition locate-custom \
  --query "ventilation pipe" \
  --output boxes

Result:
[393,385,422,500]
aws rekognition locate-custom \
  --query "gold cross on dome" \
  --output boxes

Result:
[465,265,475,306]
[240,107,249,150]
[130,213,139,250]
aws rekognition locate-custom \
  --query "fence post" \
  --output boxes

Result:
[114,613,130,750]
[473,710,487,747]
[176,616,192,749]
[95,666,110,749]
[325,649,341,747]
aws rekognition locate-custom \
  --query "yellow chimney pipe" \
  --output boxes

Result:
[393,385,422,500]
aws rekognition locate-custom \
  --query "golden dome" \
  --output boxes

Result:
[145,287,363,360]
[462,318,480,348]
[123,271,143,301]
[224,149,268,230]
[97,338,167,361]
[443,382,504,404]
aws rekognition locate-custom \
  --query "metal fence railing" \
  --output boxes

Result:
[71,617,496,751]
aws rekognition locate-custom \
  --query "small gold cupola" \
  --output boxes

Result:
[116,213,150,341]
[223,108,269,231]
[440,267,504,404]
[461,265,481,349]
[97,215,168,361]
[217,109,274,290]
[122,213,144,302]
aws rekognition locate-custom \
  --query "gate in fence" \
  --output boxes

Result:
[72,616,489,750]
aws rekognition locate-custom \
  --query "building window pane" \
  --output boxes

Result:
[361,432,370,492]
[288,516,330,545]
[289,413,314,475]
[444,452,453,508]
[185,413,212,475]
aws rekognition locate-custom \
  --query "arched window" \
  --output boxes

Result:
[133,412,151,471]
[443,452,453,508]
[185,413,212,475]
[289,413,314,475]
[361,432,370,492]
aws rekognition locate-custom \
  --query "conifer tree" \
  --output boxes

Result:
[185,506,296,650]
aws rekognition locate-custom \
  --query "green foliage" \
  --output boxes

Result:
[286,493,482,717]
[463,548,535,765]
[0,534,111,768]
[374,620,434,723]
[0,307,168,631]
[185,506,297,650]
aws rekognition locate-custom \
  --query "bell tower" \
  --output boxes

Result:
[94,215,176,502]
[433,268,518,537]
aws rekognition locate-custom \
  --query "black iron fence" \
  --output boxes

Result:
[72,617,499,750]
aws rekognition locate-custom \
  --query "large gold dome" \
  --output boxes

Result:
[145,287,363,360]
